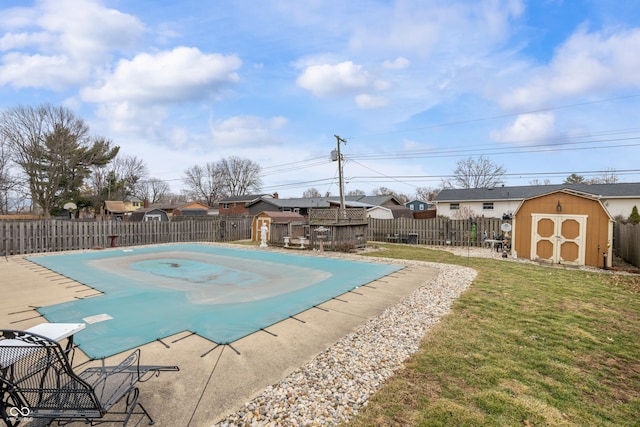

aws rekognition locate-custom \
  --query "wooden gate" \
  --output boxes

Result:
[531,214,587,265]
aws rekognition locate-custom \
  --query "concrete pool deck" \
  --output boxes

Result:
[1,245,440,426]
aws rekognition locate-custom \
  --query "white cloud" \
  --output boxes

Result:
[81,47,241,104]
[355,94,388,109]
[81,47,242,139]
[296,61,370,97]
[383,57,410,69]
[94,102,168,137]
[208,115,288,147]
[490,113,556,144]
[348,1,524,56]
[501,27,640,109]
[0,32,50,51]
[0,52,82,89]
[0,0,144,90]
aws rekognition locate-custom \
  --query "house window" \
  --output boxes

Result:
[144,215,162,221]
[293,208,300,214]
[450,203,459,210]
[419,204,425,211]
[223,203,229,209]
[409,205,415,211]
[483,202,494,210]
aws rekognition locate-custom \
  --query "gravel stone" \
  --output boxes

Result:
[213,252,477,427]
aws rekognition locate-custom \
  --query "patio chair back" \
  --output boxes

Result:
[0,329,178,426]
[0,330,101,420]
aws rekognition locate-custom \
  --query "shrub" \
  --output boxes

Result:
[629,205,640,224]
[335,242,356,253]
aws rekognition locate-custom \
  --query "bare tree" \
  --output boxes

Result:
[217,156,262,196]
[138,178,171,204]
[452,156,506,189]
[89,153,149,214]
[346,189,365,196]
[0,133,29,214]
[1,104,118,218]
[0,135,15,214]
[303,188,322,198]
[183,156,262,204]
[113,155,149,198]
[451,205,477,220]
[415,186,440,201]
[372,186,409,203]
[590,168,619,184]
[183,162,223,206]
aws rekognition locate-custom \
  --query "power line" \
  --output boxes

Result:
[351,133,640,161]
[346,94,640,140]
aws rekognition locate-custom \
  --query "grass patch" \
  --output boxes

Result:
[347,245,640,426]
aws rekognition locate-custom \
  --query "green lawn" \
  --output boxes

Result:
[347,245,640,427]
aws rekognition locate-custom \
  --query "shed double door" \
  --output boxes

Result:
[531,214,587,265]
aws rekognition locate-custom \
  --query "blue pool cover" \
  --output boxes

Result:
[30,244,402,359]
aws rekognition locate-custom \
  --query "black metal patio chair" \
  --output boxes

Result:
[0,329,179,426]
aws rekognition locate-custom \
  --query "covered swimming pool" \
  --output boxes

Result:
[29,244,402,359]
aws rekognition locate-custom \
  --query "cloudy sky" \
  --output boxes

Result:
[1,0,640,198]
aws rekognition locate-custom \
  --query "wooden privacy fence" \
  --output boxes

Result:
[367,217,508,246]
[1,217,508,256]
[0,217,251,256]
[18,216,640,258]
[614,222,640,268]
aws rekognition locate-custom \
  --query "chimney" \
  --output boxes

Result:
[144,199,149,208]
[273,192,279,199]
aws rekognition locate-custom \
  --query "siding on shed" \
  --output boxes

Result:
[513,191,613,267]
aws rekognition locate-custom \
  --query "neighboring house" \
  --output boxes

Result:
[434,183,640,219]
[405,199,429,212]
[366,205,394,219]
[129,207,170,222]
[174,202,210,217]
[147,202,181,217]
[512,189,614,268]
[218,194,274,215]
[123,196,143,212]
[405,199,436,219]
[245,194,412,219]
[103,201,129,220]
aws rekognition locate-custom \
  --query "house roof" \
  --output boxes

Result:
[104,201,127,213]
[176,202,210,210]
[129,207,168,221]
[256,211,305,222]
[148,202,180,211]
[388,205,415,218]
[434,182,640,202]
[513,189,614,221]
[247,194,405,209]
[219,194,272,204]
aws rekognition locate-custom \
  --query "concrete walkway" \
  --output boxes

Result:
[1,248,438,426]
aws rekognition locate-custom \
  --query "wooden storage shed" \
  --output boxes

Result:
[252,211,305,242]
[512,189,614,268]
[129,208,170,222]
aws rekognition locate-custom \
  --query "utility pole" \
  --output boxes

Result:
[333,135,347,213]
